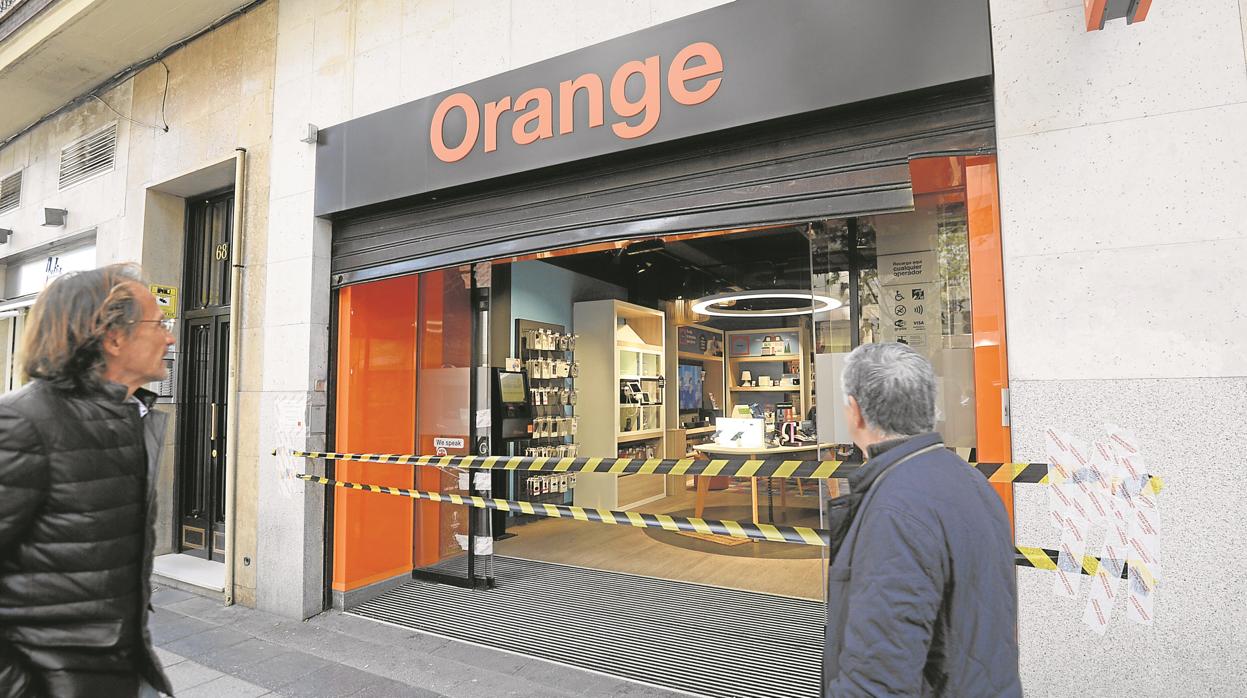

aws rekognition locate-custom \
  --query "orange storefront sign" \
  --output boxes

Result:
[1085,0,1152,31]
[431,41,723,163]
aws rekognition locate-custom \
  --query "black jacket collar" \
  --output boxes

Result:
[97,381,158,411]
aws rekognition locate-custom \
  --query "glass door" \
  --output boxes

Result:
[412,265,493,586]
[808,155,1013,520]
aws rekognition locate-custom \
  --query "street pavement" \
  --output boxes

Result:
[149,585,686,697]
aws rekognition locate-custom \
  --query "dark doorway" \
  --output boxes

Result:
[175,190,232,561]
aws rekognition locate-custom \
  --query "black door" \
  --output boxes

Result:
[176,191,232,561]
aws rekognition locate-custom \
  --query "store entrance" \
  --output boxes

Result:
[487,224,830,599]
[330,155,1009,602]
[477,156,1009,600]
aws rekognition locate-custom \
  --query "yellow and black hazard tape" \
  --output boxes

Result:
[299,474,1132,577]
[296,474,828,546]
[289,451,852,479]
[286,450,1061,484]
[974,462,1049,484]
[1015,545,1129,579]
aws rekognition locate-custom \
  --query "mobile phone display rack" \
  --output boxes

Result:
[516,324,579,519]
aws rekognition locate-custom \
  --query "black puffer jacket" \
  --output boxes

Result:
[0,380,172,697]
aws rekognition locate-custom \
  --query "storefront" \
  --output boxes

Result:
[316,1,1004,694]
[0,234,98,395]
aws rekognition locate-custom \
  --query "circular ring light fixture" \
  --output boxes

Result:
[690,290,842,318]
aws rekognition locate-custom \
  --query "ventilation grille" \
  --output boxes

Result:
[58,123,116,190]
[0,0,25,20]
[0,170,19,214]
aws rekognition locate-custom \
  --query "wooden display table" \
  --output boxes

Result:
[691,442,834,524]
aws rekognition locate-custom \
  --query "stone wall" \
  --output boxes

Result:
[990,0,1247,692]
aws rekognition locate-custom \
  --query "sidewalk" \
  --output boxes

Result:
[149,585,685,697]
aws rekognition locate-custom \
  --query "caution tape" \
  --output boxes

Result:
[1015,545,1129,579]
[299,473,1134,576]
[974,462,1048,484]
[290,451,852,479]
[286,450,1065,484]
[296,474,828,546]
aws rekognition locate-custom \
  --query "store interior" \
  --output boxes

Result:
[484,200,980,600]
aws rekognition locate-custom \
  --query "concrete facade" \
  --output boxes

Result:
[990,0,1247,693]
[0,1,278,607]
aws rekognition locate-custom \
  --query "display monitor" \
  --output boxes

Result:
[678,363,703,411]
[497,371,527,405]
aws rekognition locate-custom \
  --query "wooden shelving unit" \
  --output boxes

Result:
[573,299,667,509]
[664,319,726,459]
[725,325,810,426]
[730,386,804,393]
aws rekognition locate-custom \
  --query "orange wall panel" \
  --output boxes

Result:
[964,155,1015,528]
[333,276,419,592]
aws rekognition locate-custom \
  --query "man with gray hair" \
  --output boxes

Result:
[823,343,1021,697]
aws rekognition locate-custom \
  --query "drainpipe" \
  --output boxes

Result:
[223,147,246,605]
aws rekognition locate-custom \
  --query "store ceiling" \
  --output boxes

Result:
[0,0,254,142]
[543,222,877,306]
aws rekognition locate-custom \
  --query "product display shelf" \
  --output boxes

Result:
[572,299,667,510]
[725,325,810,426]
[664,319,726,458]
[677,351,723,363]
[731,386,802,392]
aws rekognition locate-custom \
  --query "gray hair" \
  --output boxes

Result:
[841,342,936,437]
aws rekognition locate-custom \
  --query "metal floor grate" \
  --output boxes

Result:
[349,557,823,698]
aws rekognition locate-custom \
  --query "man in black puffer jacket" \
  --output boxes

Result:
[0,264,176,697]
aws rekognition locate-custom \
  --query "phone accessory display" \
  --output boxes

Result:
[619,375,663,434]
[513,321,580,518]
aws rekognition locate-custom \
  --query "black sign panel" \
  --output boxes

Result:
[315,0,991,216]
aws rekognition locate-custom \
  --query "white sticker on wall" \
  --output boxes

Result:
[454,534,495,555]
[1053,513,1088,598]
[1083,488,1129,635]
[273,395,307,499]
[1041,426,1162,633]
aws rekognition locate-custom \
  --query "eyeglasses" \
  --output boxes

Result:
[134,318,176,333]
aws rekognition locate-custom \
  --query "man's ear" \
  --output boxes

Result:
[99,328,125,359]
[845,396,866,431]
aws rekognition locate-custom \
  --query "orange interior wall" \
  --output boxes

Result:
[964,155,1015,528]
[332,276,419,592]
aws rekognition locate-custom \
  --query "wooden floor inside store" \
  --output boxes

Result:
[494,484,825,600]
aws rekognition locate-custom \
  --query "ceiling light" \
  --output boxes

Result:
[691,290,842,318]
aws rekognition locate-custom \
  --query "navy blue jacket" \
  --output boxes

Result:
[824,433,1021,697]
